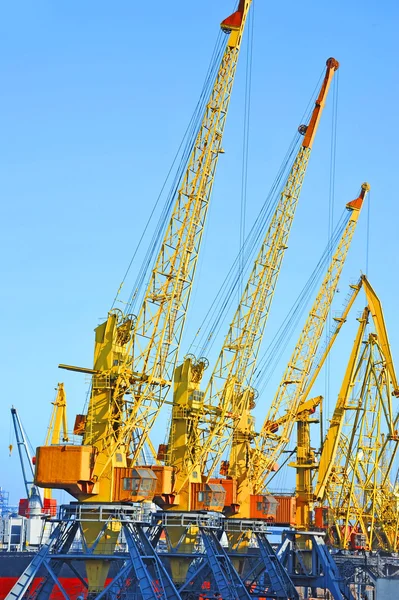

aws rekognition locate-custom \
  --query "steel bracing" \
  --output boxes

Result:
[6,505,358,600]
[277,531,355,600]
[166,58,339,518]
[254,185,369,501]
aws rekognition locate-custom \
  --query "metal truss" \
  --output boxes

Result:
[6,504,359,600]
[277,531,355,600]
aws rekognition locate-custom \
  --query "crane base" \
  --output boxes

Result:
[5,504,362,600]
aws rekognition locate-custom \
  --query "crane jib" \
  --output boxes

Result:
[33,0,254,509]
[165,56,339,510]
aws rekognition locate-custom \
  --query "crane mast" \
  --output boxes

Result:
[45,383,69,446]
[33,3,254,594]
[10,407,41,505]
[165,58,339,511]
[315,278,399,504]
[199,58,339,482]
[253,184,369,501]
[318,315,399,550]
[35,0,253,505]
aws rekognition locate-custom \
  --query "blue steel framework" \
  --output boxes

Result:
[5,504,355,600]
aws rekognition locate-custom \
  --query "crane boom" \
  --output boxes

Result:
[317,320,399,550]
[166,58,339,502]
[45,383,69,446]
[253,183,369,493]
[299,278,363,406]
[89,0,254,479]
[362,276,399,394]
[201,59,339,479]
[315,278,399,502]
[35,0,253,506]
[10,407,43,506]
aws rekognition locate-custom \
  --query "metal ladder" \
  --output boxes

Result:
[200,528,251,600]
[123,520,181,600]
[255,531,299,600]
[313,535,355,600]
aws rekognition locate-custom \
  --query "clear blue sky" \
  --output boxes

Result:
[1,0,398,504]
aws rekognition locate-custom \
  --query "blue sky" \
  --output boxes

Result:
[1,0,398,505]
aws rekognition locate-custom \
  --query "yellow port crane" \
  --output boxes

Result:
[314,279,399,550]
[281,279,366,532]
[220,184,368,526]
[36,0,252,503]
[41,383,69,505]
[162,57,339,517]
[250,184,369,527]
[34,1,253,593]
[45,383,69,446]
[269,275,398,538]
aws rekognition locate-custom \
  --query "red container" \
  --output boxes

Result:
[18,498,29,517]
[250,495,278,520]
[209,478,237,508]
[273,495,296,526]
[18,497,57,517]
[314,506,329,529]
[43,498,57,517]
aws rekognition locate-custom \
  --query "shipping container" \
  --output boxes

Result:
[209,478,237,508]
[151,465,173,496]
[273,495,296,526]
[314,506,330,529]
[113,467,157,502]
[250,495,278,520]
[190,482,225,511]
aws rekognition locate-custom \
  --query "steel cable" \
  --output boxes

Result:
[253,208,350,397]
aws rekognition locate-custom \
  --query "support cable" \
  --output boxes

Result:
[366,190,371,275]
[324,70,339,428]
[109,33,226,313]
[126,36,227,316]
[253,209,349,395]
[81,35,226,416]
[191,136,300,357]
[187,70,327,360]
[239,4,254,298]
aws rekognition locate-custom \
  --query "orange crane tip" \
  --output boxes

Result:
[326,57,339,70]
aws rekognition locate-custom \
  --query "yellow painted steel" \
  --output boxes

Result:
[288,396,322,530]
[319,324,399,550]
[165,59,339,518]
[314,308,370,503]
[80,0,254,501]
[45,383,69,446]
[167,356,208,510]
[43,382,69,501]
[310,275,399,550]
[253,184,369,499]
[315,278,399,504]
[34,2,253,592]
[362,276,399,394]
[298,279,363,406]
